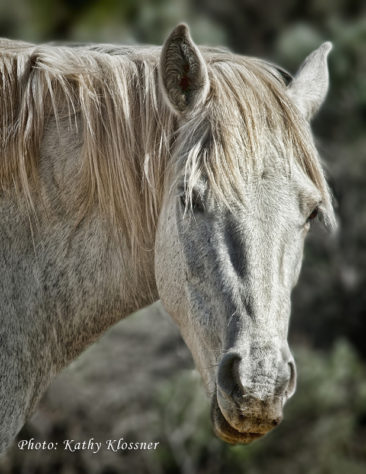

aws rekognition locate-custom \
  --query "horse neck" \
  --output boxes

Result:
[1,111,161,366]
[47,109,161,307]
[0,188,160,441]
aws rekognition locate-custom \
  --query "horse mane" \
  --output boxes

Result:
[0,39,335,252]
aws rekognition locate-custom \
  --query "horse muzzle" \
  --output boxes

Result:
[211,391,283,444]
[211,349,296,444]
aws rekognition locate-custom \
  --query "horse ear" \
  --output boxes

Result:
[159,23,210,116]
[287,42,332,121]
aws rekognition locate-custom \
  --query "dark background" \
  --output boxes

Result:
[0,0,365,473]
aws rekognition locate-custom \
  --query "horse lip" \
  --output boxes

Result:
[210,395,265,445]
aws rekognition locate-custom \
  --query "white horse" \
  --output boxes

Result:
[0,24,335,451]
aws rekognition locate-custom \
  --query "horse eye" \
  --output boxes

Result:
[179,191,204,212]
[180,193,187,208]
[307,207,319,222]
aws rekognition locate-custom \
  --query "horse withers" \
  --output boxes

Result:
[0,24,335,451]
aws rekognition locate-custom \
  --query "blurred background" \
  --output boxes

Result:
[0,0,365,472]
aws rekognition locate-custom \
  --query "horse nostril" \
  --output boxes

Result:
[286,360,297,398]
[217,352,243,398]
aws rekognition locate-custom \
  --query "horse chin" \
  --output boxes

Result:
[210,395,265,445]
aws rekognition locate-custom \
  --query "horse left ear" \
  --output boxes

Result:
[159,23,210,116]
[287,42,332,121]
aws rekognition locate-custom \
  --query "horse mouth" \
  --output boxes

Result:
[210,395,265,445]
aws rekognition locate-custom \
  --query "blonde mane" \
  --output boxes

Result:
[0,39,335,253]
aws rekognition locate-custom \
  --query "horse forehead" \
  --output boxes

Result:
[233,171,299,214]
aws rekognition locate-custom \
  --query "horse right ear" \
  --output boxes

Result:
[159,24,210,116]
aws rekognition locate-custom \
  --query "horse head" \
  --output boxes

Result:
[155,24,335,444]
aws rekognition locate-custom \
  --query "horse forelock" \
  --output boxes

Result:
[175,52,336,228]
[0,40,336,256]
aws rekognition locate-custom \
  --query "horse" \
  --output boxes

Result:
[0,23,335,451]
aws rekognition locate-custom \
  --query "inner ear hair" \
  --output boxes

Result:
[160,24,209,115]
